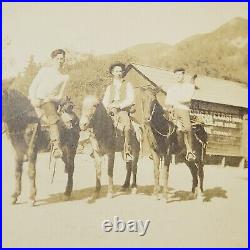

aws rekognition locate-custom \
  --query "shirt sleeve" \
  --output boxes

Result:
[165,86,176,106]
[119,82,135,109]
[102,85,111,108]
[178,83,195,103]
[28,69,44,100]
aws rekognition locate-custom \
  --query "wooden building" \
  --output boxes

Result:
[125,64,248,162]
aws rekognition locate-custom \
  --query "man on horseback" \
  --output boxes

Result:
[102,62,135,161]
[164,67,196,161]
[28,49,69,158]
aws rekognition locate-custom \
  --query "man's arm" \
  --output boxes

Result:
[178,83,195,103]
[119,82,134,109]
[28,70,42,100]
[28,69,44,106]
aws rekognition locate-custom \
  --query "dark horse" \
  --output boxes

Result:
[79,96,140,199]
[141,87,207,201]
[2,85,80,206]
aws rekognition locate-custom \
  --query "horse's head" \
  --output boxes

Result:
[79,95,99,131]
[140,85,159,123]
[57,96,74,114]
[57,96,76,129]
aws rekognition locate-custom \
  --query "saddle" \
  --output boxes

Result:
[37,99,75,130]
[110,104,142,144]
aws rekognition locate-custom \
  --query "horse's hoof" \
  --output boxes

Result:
[193,187,199,199]
[163,193,168,202]
[131,187,137,195]
[89,192,99,202]
[63,194,70,201]
[196,191,203,200]
[107,192,113,199]
[154,193,160,200]
[11,197,18,205]
[28,199,36,207]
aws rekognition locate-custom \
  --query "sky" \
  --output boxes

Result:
[2,2,248,78]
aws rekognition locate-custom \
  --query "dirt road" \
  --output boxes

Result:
[2,135,248,247]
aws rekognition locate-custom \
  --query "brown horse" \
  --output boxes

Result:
[79,96,141,200]
[141,87,207,201]
[2,86,80,206]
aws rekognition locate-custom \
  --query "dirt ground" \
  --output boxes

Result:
[2,135,248,248]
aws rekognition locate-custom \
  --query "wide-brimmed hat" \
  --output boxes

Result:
[109,62,126,74]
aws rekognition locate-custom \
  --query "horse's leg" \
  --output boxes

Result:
[12,154,24,205]
[107,152,115,198]
[64,152,75,200]
[186,161,198,198]
[88,151,102,201]
[94,152,102,195]
[27,150,38,206]
[162,153,171,202]
[121,160,132,191]
[131,152,139,194]
[197,161,204,193]
[151,149,160,200]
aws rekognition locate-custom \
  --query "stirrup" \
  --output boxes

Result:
[52,145,63,158]
[125,151,133,162]
[186,151,196,162]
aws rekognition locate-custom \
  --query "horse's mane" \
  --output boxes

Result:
[81,95,115,152]
[145,95,176,155]
[91,102,115,149]
[149,99,170,134]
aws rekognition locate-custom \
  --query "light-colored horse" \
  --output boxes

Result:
[79,95,141,200]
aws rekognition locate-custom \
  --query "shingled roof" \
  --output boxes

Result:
[127,63,248,108]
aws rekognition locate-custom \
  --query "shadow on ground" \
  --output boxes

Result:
[35,185,228,206]
[202,186,228,202]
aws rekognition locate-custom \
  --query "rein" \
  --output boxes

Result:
[193,128,207,148]
[151,123,175,138]
[148,102,175,138]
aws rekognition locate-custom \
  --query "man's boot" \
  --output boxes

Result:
[184,130,196,161]
[50,122,63,158]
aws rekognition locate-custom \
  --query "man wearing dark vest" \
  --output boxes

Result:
[102,62,135,161]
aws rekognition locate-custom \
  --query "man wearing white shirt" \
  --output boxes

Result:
[102,62,135,161]
[165,68,196,161]
[29,49,69,158]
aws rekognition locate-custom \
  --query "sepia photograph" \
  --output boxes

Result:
[2,2,248,248]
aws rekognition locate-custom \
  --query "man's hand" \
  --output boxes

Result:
[45,94,61,103]
[111,101,121,109]
[30,98,42,107]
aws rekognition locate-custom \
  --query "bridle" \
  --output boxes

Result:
[146,102,175,138]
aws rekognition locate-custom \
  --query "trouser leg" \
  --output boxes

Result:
[40,101,62,158]
[49,122,63,158]
[118,111,133,161]
[175,108,195,161]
